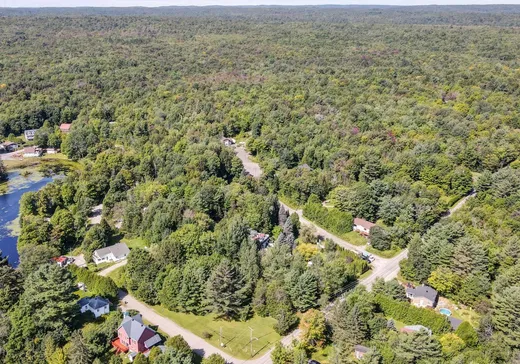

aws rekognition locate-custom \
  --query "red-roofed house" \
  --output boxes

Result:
[353,218,376,236]
[51,256,72,268]
[59,123,72,133]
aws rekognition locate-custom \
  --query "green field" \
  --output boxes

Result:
[152,306,281,360]
[107,266,126,288]
[343,231,368,246]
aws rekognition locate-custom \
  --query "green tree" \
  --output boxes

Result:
[271,342,292,364]
[492,286,520,349]
[0,160,7,182]
[299,309,326,348]
[202,354,227,364]
[205,260,245,320]
[67,331,91,364]
[369,226,391,251]
[395,329,442,364]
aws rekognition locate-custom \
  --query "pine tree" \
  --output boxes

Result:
[492,286,520,349]
[0,160,7,183]
[291,271,319,312]
[67,331,91,364]
[206,260,245,320]
[395,329,442,363]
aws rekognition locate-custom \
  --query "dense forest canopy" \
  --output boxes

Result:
[1,6,520,364]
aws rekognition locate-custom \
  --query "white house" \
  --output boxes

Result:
[93,243,130,265]
[24,129,37,141]
[23,146,43,158]
[353,218,376,236]
[222,137,236,146]
[78,296,110,318]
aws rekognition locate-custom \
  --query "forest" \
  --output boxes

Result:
[0,5,520,364]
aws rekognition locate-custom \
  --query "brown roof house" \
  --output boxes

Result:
[353,218,376,236]
[406,284,439,308]
[59,123,72,133]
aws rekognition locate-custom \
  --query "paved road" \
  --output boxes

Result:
[447,190,476,216]
[234,146,408,290]
[118,290,297,364]
[98,259,127,277]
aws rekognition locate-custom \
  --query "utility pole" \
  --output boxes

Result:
[220,326,223,347]
[249,327,258,357]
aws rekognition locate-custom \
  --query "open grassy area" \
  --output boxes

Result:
[123,236,149,250]
[343,231,368,246]
[366,245,401,258]
[152,306,280,360]
[311,345,334,363]
[3,153,83,171]
[107,266,126,288]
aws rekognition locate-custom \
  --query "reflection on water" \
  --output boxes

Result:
[0,170,54,267]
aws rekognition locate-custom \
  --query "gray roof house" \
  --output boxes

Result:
[116,313,162,359]
[406,284,439,308]
[92,243,130,265]
[401,325,432,336]
[78,296,110,318]
[354,345,370,359]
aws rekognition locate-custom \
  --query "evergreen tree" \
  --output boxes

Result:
[67,331,91,364]
[395,329,442,364]
[202,353,226,364]
[206,260,245,320]
[492,286,520,349]
[290,270,320,312]
[0,160,7,183]
[0,265,23,312]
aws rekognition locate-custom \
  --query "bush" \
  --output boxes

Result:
[374,294,451,334]
[303,195,353,237]
[69,265,118,299]
[455,321,478,347]
[202,331,213,339]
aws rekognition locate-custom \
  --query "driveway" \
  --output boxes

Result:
[98,259,127,277]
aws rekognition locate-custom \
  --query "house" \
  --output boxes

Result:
[46,147,60,154]
[92,243,130,265]
[23,146,43,158]
[24,129,37,141]
[401,325,432,336]
[59,123,72,133]
[51,256,73,268]
[78,296,110,318]
[354,345,370,359]
[1,141,18,152]
[222,137,236,146]
[353,218,376,236]
[250,230,271,249]
[448,317,463,331]
[112,313,162,361]
[406,284,439,308]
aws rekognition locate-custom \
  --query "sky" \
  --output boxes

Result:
[3,0,520,9]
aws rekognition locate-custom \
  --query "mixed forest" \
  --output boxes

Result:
[0,5,520,364]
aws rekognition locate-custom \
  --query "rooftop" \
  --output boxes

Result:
[354,217,376,230]
[94,242,130,259]
[406,284,438,302]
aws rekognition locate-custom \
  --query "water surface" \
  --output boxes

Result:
[0,170,54,267]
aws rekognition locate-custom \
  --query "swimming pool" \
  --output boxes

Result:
[439,308,452,316]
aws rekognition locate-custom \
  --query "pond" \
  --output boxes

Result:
[0,170,55,267]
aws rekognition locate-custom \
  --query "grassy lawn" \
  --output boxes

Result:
[278,195,302,210]
[343,231,368,246]
[88,261,115,273]
[451,307,480,328]
[366,245,401,258]
[311,345,334,363]
[107,266,126,288]
[152,306,280,360]
[123,236,149,250]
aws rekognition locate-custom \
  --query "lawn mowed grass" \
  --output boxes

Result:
[152,306,280,360]
[343,231,368,246]
[366,245,402,258]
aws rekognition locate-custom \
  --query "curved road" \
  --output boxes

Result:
[235,146,408,290]
[100,146,474,364]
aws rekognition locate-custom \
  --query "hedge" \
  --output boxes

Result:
[303,196,353,237]
[69,265,119,300]
[375,294,451,334]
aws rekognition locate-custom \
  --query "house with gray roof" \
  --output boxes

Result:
[92,242,130,265]
[113,313,162,361]
[406,284,439,308]
[78,296,110,318]
[401,325,432,336]
[24,129,37,141]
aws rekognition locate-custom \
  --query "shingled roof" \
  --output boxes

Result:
[406,284,438,302]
